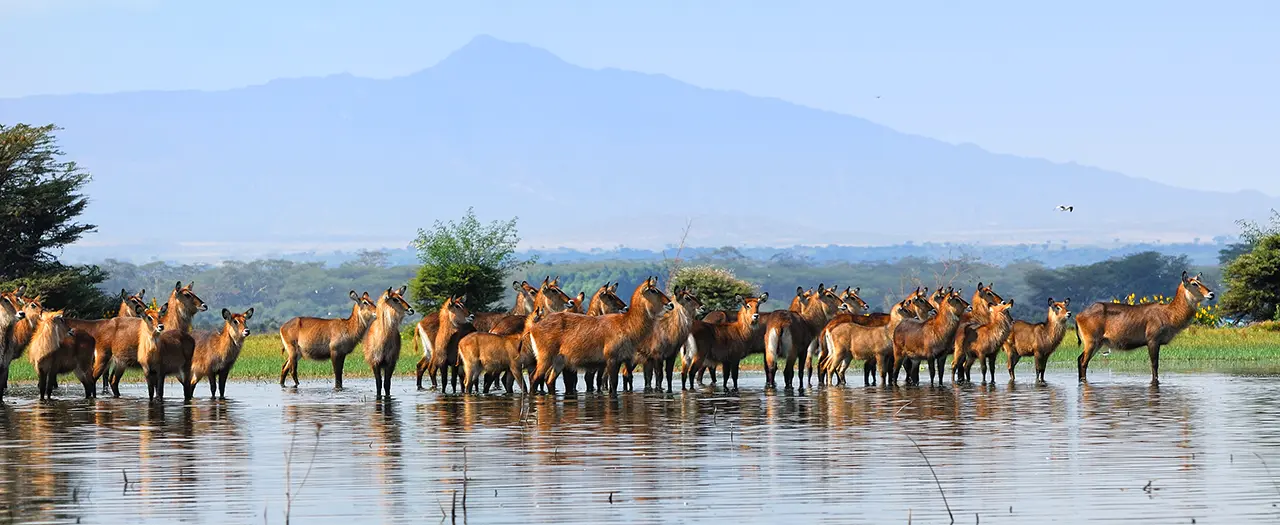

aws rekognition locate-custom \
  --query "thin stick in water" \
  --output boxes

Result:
[905,434,954,524]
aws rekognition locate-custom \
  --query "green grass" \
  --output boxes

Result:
[6,324,1280,383]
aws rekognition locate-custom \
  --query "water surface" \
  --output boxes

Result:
[2,371,1279,524]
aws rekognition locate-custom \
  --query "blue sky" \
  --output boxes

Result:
[2,0,1276,195]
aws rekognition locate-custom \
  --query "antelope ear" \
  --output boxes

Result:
[15,285,26,296]
[186,281,195,290]
[398,285,407,296]
[759,292,769,303]
[609,282,619,293]
[512,281,522,291]
[1182,270,1189,282]
[575,292,585,303]
[244,307,254,319]
[977,282,983,290]
[1047,297,1054,306]
[457,295,467,305]
[121,288,128,298]
[735,294,744,305]
[1196,272,1203,279]
[222,308,232,321]
[1065,298,1071,305]
[795,286,804,297]
[159,303,169,316]
[349,290,360,302]
[175,281,183,291]
[854,287,860,294]
[137,289,145,298]
[552,276,561,286]
[1007,300,1014,307]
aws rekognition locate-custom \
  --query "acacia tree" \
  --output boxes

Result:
[409,208,535,313]
[0,124,112,318]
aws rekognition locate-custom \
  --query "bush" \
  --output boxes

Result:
[670,265,758,312]
[409,208,534,313]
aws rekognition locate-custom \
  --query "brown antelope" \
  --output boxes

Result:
[279,290,378,388]
[1076,271,1214,384]
[529,276,673,395]
[414,277,573,388]
[0,286,28,399]
[191,308,254,398]
[784,284,843,389]
[893,287,970,386]
[1005,298,1072,382]
[363,286,415,399]
[814,287,932,384]
[821,299,924,386]
[681,294,763,391]
[459,307,544,394]
[117,289,147,318]
[472,277,574,332]
[26,310,83,399]
[810,286,870,385]
[944,282,1006,380]
[951,300,1015,383]
[568,292,586,314]
[140,304,198,402]
[424,295,475,393]
[581,282,629,393]
[640,287,703,393]
[106,281,207,397]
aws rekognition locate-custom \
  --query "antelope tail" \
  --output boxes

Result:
[765,327,781,365]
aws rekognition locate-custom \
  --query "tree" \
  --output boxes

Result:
[1219,209,1280,265]
[670,265,758,313]
[0,124,112,318]
[1024,251,1192,309]
[1220,233,1280,321]
[409,208,535,313]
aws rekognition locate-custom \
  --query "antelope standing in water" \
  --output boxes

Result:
[459,307,544,394]
[681,294,763,392]
[951,300,1015,383]
[640,287,703,393]
[1005,298,1072,383]
[529,277,672,395]
[414,277,572,389]
[27,308,113,400]
[821,299,926,386]
[279,290,378,388]
[1076,271,1214,384]
[0,287,28,399]
[192,308,254,398]
[580,282,629,393]
[893,288,970,386]
[363,286,414,399]
[106,281,206,398]
[424,295,475,393]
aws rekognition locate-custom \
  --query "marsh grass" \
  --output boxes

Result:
[5,324,1280,383]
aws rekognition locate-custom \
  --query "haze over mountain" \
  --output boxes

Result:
[2,35,1274,261]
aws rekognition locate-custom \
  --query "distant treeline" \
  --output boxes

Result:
[94,250,1221,332]
[74,239,1232,268]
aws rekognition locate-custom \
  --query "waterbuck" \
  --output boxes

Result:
[117,289,147,318]
[821,299,923,386]
[363,286,415,399]
[459,307,544,394]
[1005,298,1072,383]
[424,295,475,393]
[893,288,970,386]
[640,287,703,393]
[529,277,673,395]
[105,281,206,398]
[951,300,1015,383]
[0,287,28,399]
[279,290,378,388]
[1076,272,1214,384]
[192,308,255,398]
[681,294,763,392]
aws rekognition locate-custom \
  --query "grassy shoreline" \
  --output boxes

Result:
[6,325,1280,384]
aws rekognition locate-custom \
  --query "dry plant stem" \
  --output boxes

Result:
[905,433,955,525]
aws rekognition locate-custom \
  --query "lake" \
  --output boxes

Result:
[1,371,1279,524]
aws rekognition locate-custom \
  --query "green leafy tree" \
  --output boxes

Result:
[409,208,535,313]
[670,265,758,313]
[0,124,112,318]
[1220,233,1280,321]
[1219,209,1280,265]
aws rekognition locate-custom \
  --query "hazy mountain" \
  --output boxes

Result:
[3,35,1274,259]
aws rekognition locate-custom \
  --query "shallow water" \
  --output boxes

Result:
[1,371,1279,524]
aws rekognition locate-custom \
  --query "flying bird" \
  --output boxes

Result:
[1057,205,1074,212]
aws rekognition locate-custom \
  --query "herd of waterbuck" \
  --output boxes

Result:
[0,271,1215,402]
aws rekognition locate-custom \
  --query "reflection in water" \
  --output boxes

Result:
[0,374,1279,523]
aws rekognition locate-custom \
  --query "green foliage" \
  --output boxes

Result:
[670,265,758,312]
[1219,209,1280,265]
[1024,252,1200,312]
[0,123,111,318]
[409,208,535,313]
[1221,234,1280,321]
